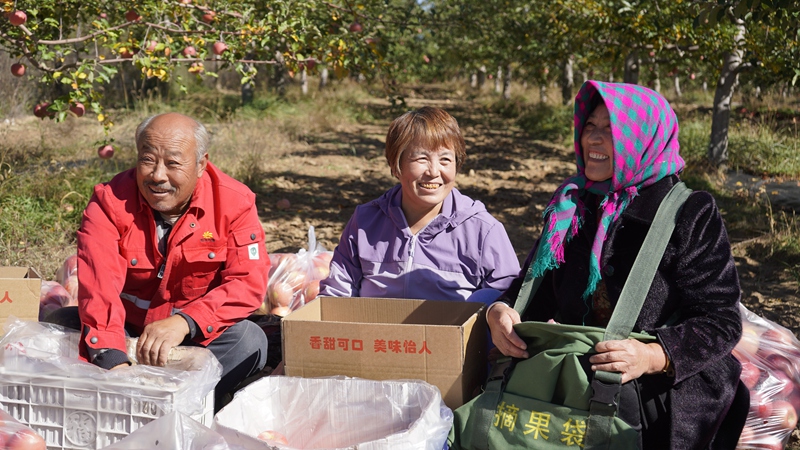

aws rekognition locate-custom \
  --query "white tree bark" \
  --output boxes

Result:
[561,56,574,105]
[470,72,478,88]
[653,63,661,92]
[673,75,682,98]
[478,65,487,89]
[495,66,502,94]
[319,67,329,90]
[301,68,308,95]
[540,84,548,103]
[708,20,746,167]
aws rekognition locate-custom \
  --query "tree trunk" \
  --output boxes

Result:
[561,56,574,105]
[653,63,661,92]
[581,71,588,84]
[673,75,682,98]
[470,72,478,88]
[273,51,287,97]
[540,84,548,103]
[702,81,708,93]
[301,68,308,95]
[623,51,640,84]
[608,71,614,83]
[708,20,746,167]
[319,67,329,90]
[502,64,512,100]
[495,66,502,94]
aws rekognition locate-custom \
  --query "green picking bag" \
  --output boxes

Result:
[448,182,692,450]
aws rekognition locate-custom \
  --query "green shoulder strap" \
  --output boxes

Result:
[471,182,691,450]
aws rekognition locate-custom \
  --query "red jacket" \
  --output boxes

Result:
[77,162,269,356]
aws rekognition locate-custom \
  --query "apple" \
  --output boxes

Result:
[10,63,25,77]
[276,198,291,210]
[99,12,107,19]
[303,280,320,301]
[56,254,78,285]
[765,353,797,378]
[119,48,135,58]
[750,391,773,418]
[201,11,216,23]
[269,281,294,307]
[257,430,289,445]
[349,22,362,33]
[304,59,316,70]
[9,10,27,26]
[761,328,798,349]
[182,46,197,57]
[39,281,73,321]
[212,41,228,55]
[164,47,172,57]
[97,144,114,159]
[188,62,204,74]
[145,40,158,53]
[690,73,696,80]
[755,435,785,450]
[284,270,307,290]
[734,321,763,357]
[771,371,796,398]
[125,10,140,22]
[180,0,192,3]
[69,102,85,117]
[740,360,762,390]
[6,428,46,450]
[773,400,798,429]
[270,306,291,316]
[33,103,53,119]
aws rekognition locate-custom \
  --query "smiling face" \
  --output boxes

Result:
[135,113,208,217]
[398,145,457,226]
[581,103,614,182]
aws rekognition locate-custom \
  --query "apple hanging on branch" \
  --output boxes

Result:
[10,63,25,77]
[97,144,114,159]
[8,10,27,26]
[212,42,228,55]
[69,103,85,117]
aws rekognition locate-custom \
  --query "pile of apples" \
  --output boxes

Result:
[258,250,333,316]
[733,305,800,450]
[0,408,46,449]
[38,254,79,321]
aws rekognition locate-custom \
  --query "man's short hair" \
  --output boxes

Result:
[135,113,210,163]
[385,106,466,176]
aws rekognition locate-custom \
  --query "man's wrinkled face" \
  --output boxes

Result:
[136,115,207,216]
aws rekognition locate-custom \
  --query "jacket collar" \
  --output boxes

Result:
[378,184,483,236]
[620,175,680,225]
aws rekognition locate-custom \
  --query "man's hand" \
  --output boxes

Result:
[487,303,529,359]
[589,340,668,384]
[136,315,190,366]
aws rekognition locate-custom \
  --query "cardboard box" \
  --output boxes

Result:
[282,297,488,410]
[0,267,41,324]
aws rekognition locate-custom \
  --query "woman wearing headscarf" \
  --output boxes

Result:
[487,81,748,449]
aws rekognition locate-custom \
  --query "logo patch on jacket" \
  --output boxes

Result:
[248,243,260,260]
[201,231,215,242]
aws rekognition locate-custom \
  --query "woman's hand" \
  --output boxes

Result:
[589,340,668,384]
[487,302,529,359]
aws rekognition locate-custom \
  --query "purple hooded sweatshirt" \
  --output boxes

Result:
[320,185,521,301]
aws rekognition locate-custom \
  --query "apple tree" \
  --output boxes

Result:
[0,0,395,133]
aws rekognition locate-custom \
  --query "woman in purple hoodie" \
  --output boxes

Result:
[320,106,520,304]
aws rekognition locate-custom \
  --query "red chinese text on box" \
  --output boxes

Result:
[309,336,431,354]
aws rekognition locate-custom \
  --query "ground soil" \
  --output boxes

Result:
[253,85,800,446]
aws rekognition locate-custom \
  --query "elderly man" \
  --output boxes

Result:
[47,112,269,409]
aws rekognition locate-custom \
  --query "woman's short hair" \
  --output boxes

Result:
[385,106,466,176]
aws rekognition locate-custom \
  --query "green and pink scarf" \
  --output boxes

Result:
[531,81,685,299]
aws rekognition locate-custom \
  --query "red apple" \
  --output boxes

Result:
[736,425,755,445]
[284,270,306,290]
[270,306,291,316]
[39,281,72,321]
[750,391,773,419]
[99,12,107,19]
[201,11,216,23]
[735,321,764,357]
[10,63,25,77]
[765,353,797,378]
[755,435,785,450]
[119,48,135,58]
[761,328,798,349]
[97,144,114,159]
[145,40,158,53]
[771,371,796,398]
[8,10,27,26]
[276,198,291,210]
[180,0,192,3]
[125,10,140,22]
[269,282,294,308]
[690,73,696,80]
[69,102,85,117]
[349,22,362,33]
[182,46,197,57]
[303,280,320,302]
[33,103,53,119]
[6,428,46,450]
[212,42,228,55]
[304,59,316,70]
[740,360,762,390]
[257,430,289,445]
[773,400,798,429]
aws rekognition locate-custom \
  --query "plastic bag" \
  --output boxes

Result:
[0,407,47,449]
[213,376,453,450]
[733,304,800,449]
[38,280,75,321]
[0,317,221,418]
[259,226,333,316]
[55,253,78,300]
[104,411,231,450]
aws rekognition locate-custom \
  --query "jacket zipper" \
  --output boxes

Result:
[405,234,418,296]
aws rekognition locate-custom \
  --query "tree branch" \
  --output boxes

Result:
[36,21,137,45]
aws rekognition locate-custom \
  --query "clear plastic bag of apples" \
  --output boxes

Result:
[258,226,332,317]
[733,304,800,449]
[0,407,46,449]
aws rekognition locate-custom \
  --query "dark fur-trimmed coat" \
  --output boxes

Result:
[500,175,745,449]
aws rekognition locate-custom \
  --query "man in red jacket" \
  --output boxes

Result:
[47,113,270,410]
